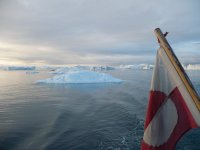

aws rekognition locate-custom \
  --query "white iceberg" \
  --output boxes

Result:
[72,65,90,71]
[90,66,115,71]
[36,66,60,71]
[185,64,200,70]
[119,64,154,70]
[51,66,90,74]
[26,71,39,74]
[6,66,36,71]
[51,65,115,74]
[37,70,122,84]
[0,66,6,70]
[51,67,70,74]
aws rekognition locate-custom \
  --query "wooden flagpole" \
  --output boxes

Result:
[154,28,200,111]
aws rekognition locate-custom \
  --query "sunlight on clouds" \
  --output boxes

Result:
[0,57,24,66]
[0,42,13,49]
[0,41,61,65]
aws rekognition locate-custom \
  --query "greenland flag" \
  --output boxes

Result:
[141,47,200,150]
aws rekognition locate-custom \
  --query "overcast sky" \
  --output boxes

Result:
[0,0,200,66]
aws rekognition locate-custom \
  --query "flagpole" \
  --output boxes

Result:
[154,28,200,110]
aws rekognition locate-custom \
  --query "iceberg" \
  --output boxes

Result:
[51,66,89,74]
[37,70,122,84]
[51,65,115,74]
[36,66,60,71]
[181,64,200,70]
[26,71,39,74]
[51,67,70,74]
[6,66,36,71]
[72,65,90,70]
[119,64,154,70]
[186,64,200,70]
[90,66,115,71]
[0,66,6,70]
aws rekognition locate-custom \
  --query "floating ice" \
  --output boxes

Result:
[6,66,36,71]
[119,64,154,70]
[90,66,115,71]
[26,71,39,74]
[51,65,115,74]
[0,66,6,70]
[37,70,122,84]
[36,66,60,71]
[51,67,70,74]
[183,64,200,70]
[51,66,90,74]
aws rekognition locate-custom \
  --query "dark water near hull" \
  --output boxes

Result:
[0,70,199,150]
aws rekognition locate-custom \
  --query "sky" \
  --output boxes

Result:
[0,0,200,66]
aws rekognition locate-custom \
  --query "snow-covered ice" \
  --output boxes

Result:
[37,70,122,84]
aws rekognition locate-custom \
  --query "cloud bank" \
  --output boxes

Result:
[0,0,200,65]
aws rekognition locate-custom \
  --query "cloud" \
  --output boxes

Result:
[0,0,200,65]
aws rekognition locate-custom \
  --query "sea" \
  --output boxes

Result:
[0,69,199,150]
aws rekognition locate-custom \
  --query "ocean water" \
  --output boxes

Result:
[0,69,199,150]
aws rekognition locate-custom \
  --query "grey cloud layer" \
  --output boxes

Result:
[0,0,200,65]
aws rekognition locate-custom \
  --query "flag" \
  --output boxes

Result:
[141,46,200,150]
